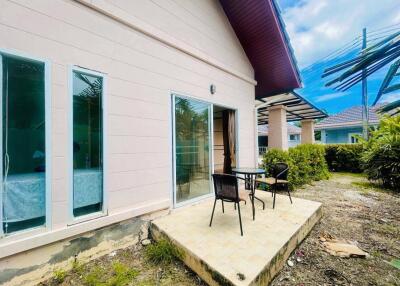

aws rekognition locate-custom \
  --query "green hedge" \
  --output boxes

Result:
[261,144,330,190]
[362,115,400,191]
[324,144,364,173]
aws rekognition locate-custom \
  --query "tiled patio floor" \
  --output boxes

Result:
[151,189,322,286]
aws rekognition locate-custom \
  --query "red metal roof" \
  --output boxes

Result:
[219,0,301,99]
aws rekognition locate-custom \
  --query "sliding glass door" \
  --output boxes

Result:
[174,96,211,205]
[1,53,47,235]
[71,68,104,217]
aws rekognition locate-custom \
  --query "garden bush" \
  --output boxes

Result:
[324,144,364,173]
[362,115,400,191]
[261,144,329,190]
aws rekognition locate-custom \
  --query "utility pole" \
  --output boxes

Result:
[362,28,369,140]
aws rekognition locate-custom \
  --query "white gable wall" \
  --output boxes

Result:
[0,0,256,262]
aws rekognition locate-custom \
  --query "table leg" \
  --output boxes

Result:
[251,175,255,220]
[253,175,265,210]
[245,174,251,190]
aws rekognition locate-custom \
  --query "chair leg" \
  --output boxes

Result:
[234,203,236,210]
[222,200,225,213]
[272,186,276,209]
[209,199,217,227]
[252,193,255,221]
[254,195,265,210]
[287,185,293,204]
[237,202,243,236]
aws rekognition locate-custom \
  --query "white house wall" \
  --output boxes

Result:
[0,0,256,262]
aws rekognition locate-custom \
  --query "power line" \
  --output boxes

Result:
[367,22,400,35]
[367,30,400,44]
[300,23,400,83]
[301,37,361,72]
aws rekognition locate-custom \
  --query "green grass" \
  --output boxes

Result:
[71,259,85,275]
[351,181,388,193]
[145,239,183,265]
[331,171,366,178]
[53,269,67,284]
[84,262,139,286]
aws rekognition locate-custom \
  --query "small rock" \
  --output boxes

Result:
[141,239,151,246]
[296,257,302,263]
[108,251,117,257]
[287,259,294,267]
[237,273,246,281]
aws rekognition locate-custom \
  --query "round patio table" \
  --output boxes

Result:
[232,168,265,220]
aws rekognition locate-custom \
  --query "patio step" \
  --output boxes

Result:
[151,192,322,286]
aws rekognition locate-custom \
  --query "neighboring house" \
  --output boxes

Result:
[0,0,302,283]
[315,105,381,144]
[258,124,301,152]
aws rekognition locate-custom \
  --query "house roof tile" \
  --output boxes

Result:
[315,105,382,129]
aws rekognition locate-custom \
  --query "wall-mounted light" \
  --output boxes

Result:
[210,84,216,95]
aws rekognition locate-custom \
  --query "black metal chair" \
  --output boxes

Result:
[209,174,247,236]
[256,162,292,209]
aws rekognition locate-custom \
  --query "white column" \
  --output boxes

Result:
[301,119,315,144]
[268,105,288,150]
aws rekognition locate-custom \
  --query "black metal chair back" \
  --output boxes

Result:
[210,173,244,235]
[212,173,239,202]
[271,162,289,181]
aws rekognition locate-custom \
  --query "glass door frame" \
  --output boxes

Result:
[171,94,213,208]
[171,93,239,208]
[68,65,108,225]
[0,49,52,238]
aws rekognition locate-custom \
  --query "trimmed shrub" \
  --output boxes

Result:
[324,144,364,173]
[261,144,329,190]
[362,115,400,191]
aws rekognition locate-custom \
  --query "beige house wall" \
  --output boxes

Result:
[0,0,256,264]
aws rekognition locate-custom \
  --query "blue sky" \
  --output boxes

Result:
[277,0,400,114]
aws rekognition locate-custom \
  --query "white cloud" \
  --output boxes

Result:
[315,92,349,102]
[379,93,400,104]
[281,0,400,68]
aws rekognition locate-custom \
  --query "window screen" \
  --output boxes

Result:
[72,70,103,217]
[1,54,46,234]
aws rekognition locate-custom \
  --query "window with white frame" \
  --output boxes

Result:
[348,133,361,144]
[1,52,48,235]
[71,68,104,218]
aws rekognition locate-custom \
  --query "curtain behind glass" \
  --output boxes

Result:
[222,110,236,174]
[175,97,211,204]
[2,55,46,234]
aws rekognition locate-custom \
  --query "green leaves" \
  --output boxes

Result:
[362,115,400,191]
[261,144,329,190]
[324,144,364,173]
[388,259,400,270]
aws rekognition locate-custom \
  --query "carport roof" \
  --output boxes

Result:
[256,91,328,125]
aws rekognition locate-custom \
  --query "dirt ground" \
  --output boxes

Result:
[40,241,205,286]
[271,172,400,286]
[40,172,400,286]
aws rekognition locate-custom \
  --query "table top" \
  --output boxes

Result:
[232,167,265,175]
